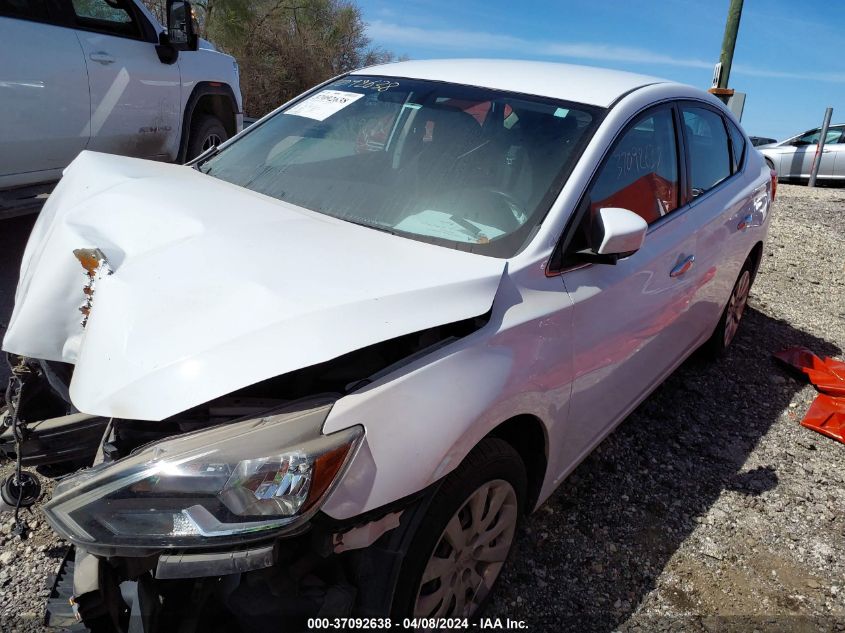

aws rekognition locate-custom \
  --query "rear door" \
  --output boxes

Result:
[559,104,708,454]
[834,129,845,178]
[0,1,90,185]
[679,103,754,332]
[68,0,181,159]
[818,125,845,178]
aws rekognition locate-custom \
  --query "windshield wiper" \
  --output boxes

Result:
[342,218,399,236]
[194,145,224,173]
[450,215,483,239]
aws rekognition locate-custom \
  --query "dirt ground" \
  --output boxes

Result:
[1,184,844,632]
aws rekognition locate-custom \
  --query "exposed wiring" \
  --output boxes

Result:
[4,355,33,539]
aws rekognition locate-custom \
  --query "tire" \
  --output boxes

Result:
[186,114,228,161]
[704,256,754,357]
[391,437,527,620]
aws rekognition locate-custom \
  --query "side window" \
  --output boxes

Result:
[588,107,680,225]
[793,127,844,145]
[727,120,746,172]
[795,129,821,145]
[0,0,48,19]
[682,106,731,196]
[826,127,845,144]
[71,0,140,38]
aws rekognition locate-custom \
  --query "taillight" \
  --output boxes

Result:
[770,168,778,201]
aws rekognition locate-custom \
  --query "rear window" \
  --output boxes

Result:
[682,106,731,196]
[727,120,746,172]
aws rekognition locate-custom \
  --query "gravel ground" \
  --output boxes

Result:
[1,184,844,632]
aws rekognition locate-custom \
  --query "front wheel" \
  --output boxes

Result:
[392,438,526,620]
[186,114,228,161]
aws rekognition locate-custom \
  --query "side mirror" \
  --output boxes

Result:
[589,207,647,261]
[167,0,198,52]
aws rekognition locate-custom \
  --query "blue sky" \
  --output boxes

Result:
[359,0,843,140]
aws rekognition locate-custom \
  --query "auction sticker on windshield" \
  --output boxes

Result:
[285,90,365,121]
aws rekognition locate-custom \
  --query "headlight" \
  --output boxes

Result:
[43,399,362,552]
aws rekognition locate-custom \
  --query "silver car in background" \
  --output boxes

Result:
[759,124,845,182]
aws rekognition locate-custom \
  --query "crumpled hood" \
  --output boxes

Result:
[3,152,505,420]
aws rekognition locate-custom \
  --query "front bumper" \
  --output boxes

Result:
[43,485,439,632]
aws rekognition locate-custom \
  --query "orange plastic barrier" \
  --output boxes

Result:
[773,347,845,444]
[801,395,845,444]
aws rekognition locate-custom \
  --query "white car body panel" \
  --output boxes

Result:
[2,61,774,524]
[362,59,662,107]
[75,30,181,159]
[0,18,90,189]
[2,151,504,420]
[0,0,241,191]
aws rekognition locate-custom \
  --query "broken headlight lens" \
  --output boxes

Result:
[42,399,362,551]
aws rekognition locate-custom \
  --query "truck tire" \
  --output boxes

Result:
[186,114,228,161]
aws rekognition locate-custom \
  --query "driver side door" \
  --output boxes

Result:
[556,104,707,463]
[68,0,181,160]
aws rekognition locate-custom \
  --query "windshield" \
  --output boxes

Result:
[199,76,602,257]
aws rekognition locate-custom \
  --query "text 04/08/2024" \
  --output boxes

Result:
[306,618,529,629]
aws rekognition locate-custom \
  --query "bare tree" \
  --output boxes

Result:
[141,0,166,24]
[143,0,400,116]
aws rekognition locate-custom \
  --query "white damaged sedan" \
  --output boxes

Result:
[1,59,774,630]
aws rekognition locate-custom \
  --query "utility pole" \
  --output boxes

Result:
[808,107,834,188]
[709,0,745,105]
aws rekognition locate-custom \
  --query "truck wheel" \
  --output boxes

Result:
[186,114,227,161]
[391,438,526,620]
[705,256,754,357]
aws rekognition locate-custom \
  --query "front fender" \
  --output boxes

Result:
[321,265,575,520]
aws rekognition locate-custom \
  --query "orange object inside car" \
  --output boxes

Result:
[592,172,678,224]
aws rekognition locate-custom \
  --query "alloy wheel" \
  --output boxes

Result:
[414,479,518,618]
[724,269,751,347]
[202,133,223,152]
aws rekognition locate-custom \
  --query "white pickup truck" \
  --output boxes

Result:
[0,0,242,214]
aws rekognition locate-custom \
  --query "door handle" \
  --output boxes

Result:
[670,255,695,278]
[89,52,115,65]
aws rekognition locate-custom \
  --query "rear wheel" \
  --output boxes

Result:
[392,438,526,620]
[705,257,754,356]
[186,114,228,161]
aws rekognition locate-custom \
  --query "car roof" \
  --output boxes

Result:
[354,59,668,108]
